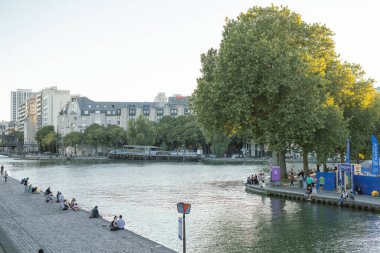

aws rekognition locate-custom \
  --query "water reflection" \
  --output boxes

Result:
[1,157,380,253]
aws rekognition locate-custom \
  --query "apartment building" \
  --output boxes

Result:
[57,93,192,137]
[10,89,34,122]
[35,86,71,131]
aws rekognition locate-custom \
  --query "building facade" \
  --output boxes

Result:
[57,93,192,137]
[10,89,34,122]
[35,86,71,131]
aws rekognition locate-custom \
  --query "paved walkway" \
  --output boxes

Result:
[246,182,380,208]
[0,177,176,253]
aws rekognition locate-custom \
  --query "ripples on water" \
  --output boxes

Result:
[1,157,380,253]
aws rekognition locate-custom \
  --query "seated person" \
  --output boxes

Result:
[71,203,80,211]
[253,176,259,185]
[31,187,40,193]
[355,184,363,195]
[45,193,53,202]
[110,216,119,231]
[60,199,69,210]
[69,198,76,208]
[44,187,52,196]
[89,206,101,218]
[115,215,125,230]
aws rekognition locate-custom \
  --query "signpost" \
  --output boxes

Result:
[177,202,191,253]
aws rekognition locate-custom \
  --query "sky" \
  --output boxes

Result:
[1,0,379,121]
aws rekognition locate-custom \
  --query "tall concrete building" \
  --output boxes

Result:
[10,89,34,122]
[35,86,71,131]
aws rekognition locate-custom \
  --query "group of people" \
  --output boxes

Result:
[246,173,265,185]
[89,206,125,230]
[55,191,80,211]
[21,177,42,193]
[18,174,126,231]
[1,164,8,183]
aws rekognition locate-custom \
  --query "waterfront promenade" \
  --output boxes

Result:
[0,177,175,253]
[246,182,380,211]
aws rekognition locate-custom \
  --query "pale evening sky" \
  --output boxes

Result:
[0,0,379,121]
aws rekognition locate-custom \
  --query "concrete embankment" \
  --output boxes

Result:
[246,183,380,211]
[0,177,175,253]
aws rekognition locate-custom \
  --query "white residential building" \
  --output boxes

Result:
[57,93,192,137]
[36,86,71,131]
[10,89,34,122]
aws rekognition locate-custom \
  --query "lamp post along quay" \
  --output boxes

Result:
[177,202,191,253]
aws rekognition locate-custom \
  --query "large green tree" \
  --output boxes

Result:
[192,5,339,177]
[106,125,127,148]
[35,125,55,152]
[127,115,155,146]
[83,124,106,154]
[63,132,83,155]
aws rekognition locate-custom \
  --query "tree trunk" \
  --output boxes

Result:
[323,163,327,172]
[272,150,279,166]
[340,150,344,163]
[279,150,287,179]
[303,147,309,175]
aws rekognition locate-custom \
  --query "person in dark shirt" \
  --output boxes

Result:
[89,206,101,218]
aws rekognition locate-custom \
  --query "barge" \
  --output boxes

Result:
[108,145,203,161]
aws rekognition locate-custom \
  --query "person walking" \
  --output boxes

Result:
[1,165,4,176]
[289,172,295,187]
[4,171,8,183]
[319,175,325,192]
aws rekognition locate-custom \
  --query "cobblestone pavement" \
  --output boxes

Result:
[0,177,176,253]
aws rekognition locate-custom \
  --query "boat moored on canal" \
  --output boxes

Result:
[108,145,203,161]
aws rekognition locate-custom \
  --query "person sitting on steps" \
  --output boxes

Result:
[89,206,101,218]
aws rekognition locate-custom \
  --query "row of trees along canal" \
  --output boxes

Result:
[33,115,242,157]
[191,5,380,179]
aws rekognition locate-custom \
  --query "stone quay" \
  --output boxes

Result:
[0,177,175,253]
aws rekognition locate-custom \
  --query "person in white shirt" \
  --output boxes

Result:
[116,215,125,230]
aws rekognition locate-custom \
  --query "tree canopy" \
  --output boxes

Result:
[192,5,378,176]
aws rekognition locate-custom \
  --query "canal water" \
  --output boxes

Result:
[1,156,380,253]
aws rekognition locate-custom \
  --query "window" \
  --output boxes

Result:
[129,109,136,115]
[96,105,99,108]
[95,110,100,114]
[117,121,120,125]
[88,105,92,108]
[84,110,89,115]
[107,110,111,115]
[143,109,150,116]
[185,108,191,114]
[157,115,163,121]
[157,109,163,115]
[129,115,135,120]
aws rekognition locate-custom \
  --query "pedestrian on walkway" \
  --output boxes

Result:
[319,175,325,192]
[1,164,4,176]
[4,171,8,183]
[289,172,295,187]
